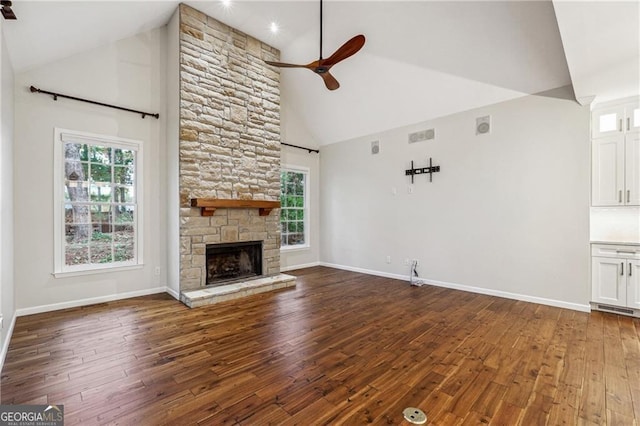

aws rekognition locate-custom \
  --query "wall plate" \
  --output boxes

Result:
[476,115,491,135]
[408,128,435,143]
[371,140,380,155]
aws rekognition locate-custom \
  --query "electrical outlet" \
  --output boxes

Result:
[154,267,161,276]
[407,186,414,194]
[386,256,391,264]
[403,259,410,266]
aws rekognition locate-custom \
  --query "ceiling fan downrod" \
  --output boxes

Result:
[319,0,323,61]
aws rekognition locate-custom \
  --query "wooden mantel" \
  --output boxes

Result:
[190,198,281,217]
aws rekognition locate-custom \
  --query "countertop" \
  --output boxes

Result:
[591,241,640,247]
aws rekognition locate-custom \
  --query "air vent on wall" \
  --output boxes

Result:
[596,304,635,316]
[408,129,435,144]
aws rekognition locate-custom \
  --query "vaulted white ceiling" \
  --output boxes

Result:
[2,1,638,146]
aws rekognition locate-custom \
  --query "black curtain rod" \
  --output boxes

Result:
[30,85,160,119]
[281,142,319,153]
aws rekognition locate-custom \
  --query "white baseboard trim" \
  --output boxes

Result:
[0,313,17,373]
[281,261,321,272]
[319,262,591,313]
[421,277,591,313]
[16,286,169,317]
[320,262,409,281]
[166,286,180,300]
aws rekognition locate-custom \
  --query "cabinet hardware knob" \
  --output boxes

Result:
[628,117,631,131]
[619,190,623,203]
[619,119,623,132]
[628,190,631,203]
[630,262,633,277]
[621,262,624,276]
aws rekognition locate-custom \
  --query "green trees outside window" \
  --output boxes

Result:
[280,170,307,247]
[61,135,138,269]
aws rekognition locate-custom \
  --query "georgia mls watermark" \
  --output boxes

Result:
[0,405,64,426]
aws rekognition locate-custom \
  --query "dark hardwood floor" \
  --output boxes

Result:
[1,266,639,425]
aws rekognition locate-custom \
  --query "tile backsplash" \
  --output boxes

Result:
[590,207,640,243]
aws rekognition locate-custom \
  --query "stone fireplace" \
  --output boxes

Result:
[206,241,263,286]
[177,4,294,306]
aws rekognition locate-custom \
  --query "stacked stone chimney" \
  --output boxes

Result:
[178,4,281,292]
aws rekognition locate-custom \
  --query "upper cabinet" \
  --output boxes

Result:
[592,100,640,138]
[592,135,639,206]
[592,97,640,207]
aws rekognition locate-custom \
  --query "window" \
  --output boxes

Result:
[280,167,309,248]
[54,129,143,275]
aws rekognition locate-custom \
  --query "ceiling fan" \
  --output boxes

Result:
[264,0,365,91]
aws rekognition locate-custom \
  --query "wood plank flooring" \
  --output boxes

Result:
[2,266,639,425]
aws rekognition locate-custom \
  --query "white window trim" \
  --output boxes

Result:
[280,164,310,251]
[53,128,144,276]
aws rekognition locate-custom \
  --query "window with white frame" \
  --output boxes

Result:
[54,129,143,274]
[280,167,309,248]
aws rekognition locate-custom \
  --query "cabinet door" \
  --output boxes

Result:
[592,136,625,206]
[625,134,640,205]
[625,102,640,134]
[592,257,626,306]
[593,106,625,138]
[628,260,640,309]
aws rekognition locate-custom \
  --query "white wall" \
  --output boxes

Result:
[280,89,321,270]
[13,28,168,312]
[280,146,321,270]
[590,207,640,244]
[165,10,180,298]
[320,87,592,310]
[0,21,16,366]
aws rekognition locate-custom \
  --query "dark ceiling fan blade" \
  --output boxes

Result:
[319,72,340,91]
[1,0,16,20]
[264,60,309,69]
[321,35,365,67]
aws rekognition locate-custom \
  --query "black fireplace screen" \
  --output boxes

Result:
[206,241,263,285]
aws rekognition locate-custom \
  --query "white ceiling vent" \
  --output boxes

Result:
[408,129,435,144]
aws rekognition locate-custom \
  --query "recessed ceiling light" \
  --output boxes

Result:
[270,22,279,34]
[221,0,231,8]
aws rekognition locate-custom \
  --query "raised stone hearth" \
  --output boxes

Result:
[180,274,296,308]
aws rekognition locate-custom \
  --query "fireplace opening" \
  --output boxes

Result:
[206,241,263,286]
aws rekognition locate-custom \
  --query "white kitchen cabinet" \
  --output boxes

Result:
[591,133,640,206]
[591,244,640,315]
[629,260,640,310]
[592,100,640,138]
[626,133,640,205]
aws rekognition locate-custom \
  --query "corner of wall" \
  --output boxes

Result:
[0,19,17,373]
[166,8,181,296]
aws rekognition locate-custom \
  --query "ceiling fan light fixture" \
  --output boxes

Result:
[1,0,16,20]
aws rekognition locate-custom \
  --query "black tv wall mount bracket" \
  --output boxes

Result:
[405,158,441,183]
